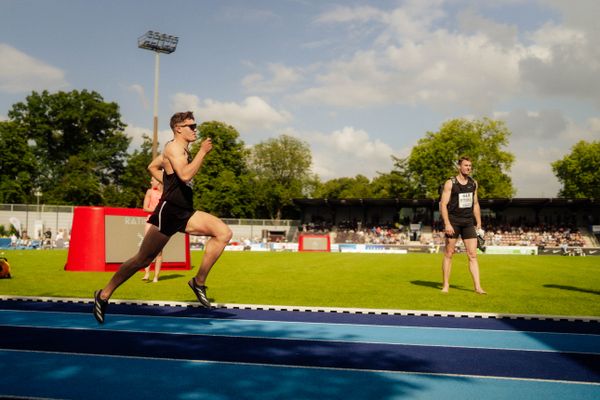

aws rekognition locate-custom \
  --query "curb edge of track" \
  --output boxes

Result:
[1,295,599,322]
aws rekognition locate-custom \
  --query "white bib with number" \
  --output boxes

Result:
[458,192,473,208]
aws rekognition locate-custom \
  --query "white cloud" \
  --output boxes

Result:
[294,50,390,107]
[171,93,292,133]
[316,1,445,43]
[306,126,400,179]
[381,1,446,43]
[124,123,172,153]
[0,43,68,93]
[127,84,149,109]
[496,109,600,197]
[289,1,600,116]
[518,0,600,105]
[563,116,600,143]
[171,92,202,112]
[511,151,562,197]
[315,5,384,24]
[584,117,600,137]
[292,3,526,114]
[242,63,302,93]
[220,7,278,23]
[499,109,567,141]
[457,8,518,48]
[294,31,522,114]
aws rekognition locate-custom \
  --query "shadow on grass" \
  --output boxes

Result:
[150,274,185,282]
[410,280,471,292]
[543,284,600,296]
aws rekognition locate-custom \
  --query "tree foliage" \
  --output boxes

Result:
[105,135,155,208]
[7,89,580,221]
[378,118,515,199]
[191,121,257,218]
[371,157,419,198]
[248,135,313,219]
[6,90,130,205]
[0,121,38,203]
[552,140,600,198]
[314,175,374,199]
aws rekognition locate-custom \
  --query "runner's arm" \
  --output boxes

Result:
[164,139,212,183]
[473,180,482,229]
[147,154,164,183]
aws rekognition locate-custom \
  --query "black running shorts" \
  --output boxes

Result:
[148,201,195,237]
[445,219,477,240]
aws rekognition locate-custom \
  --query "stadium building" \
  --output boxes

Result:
[293,198,600,255]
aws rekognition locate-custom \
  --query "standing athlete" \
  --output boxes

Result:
[141,176,163,282]
[93,111,233,323]
[439,157,486,294]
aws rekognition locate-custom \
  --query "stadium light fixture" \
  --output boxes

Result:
[138,31,179,158]
[34,189,42,219]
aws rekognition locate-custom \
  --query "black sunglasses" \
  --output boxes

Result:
[179,123,197,131]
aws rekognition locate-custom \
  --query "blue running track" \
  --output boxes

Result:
[0,298,598,399]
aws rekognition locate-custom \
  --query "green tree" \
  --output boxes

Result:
[552,140,600,198]
[382,118,515,199]
[53,155,103,205]
[371,157,419,198]
[0,121,38,203]
[249,134,313,219]
[192,121,257,218]
[105,135,155,208]
[7,90,130,205]
[315,175,374,199]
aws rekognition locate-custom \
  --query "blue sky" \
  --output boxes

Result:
[1,0,599,197]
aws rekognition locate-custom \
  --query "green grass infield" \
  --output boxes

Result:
[1,249,598,317]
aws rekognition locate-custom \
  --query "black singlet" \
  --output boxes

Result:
[160,143,194,210]
[447,176,477,224]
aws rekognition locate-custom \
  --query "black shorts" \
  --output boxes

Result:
[148,201,195,237]
[446,219,477,240]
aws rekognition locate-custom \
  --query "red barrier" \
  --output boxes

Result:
[298,234,331,252]
[65,206,190,271]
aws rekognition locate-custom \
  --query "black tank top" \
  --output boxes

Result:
[447,176,476,223]
[161,143,194,210]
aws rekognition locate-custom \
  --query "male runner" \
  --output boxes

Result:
[93,111,232,323]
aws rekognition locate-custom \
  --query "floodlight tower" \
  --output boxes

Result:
[138,31,179,158]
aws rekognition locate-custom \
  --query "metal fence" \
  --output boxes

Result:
[0,204,300,241]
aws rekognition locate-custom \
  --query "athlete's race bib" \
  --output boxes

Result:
[458,192,473,208]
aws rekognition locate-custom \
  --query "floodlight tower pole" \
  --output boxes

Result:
[152,52,160,159]
[138,31,179,159]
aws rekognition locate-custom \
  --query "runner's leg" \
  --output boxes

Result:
[442,236,457,292]
[185,211,232,285]
[464,237,486,294]
[100,226,170,300]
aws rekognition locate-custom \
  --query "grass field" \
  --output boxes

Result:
[1,249,598,317]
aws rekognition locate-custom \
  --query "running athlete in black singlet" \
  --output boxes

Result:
[439,157,486,295]
[147,141,195,236]
[93,111,233,323]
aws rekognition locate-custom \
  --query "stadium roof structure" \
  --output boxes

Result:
[293,198,600,209]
